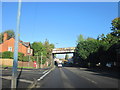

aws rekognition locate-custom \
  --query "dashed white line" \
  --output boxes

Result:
[80,75,97,84]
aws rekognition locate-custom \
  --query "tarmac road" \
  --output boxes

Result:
[35,67,119,88]
[1,67,119,89]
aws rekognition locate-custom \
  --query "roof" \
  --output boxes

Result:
[19,40,30,47]
[0,38,30,47]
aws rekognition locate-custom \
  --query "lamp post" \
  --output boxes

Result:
[11,0,22,88]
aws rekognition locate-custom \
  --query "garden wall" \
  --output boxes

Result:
[0,59,49,68]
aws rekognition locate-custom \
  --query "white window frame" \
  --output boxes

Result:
[8,47,12,51]
[27,48,31,54]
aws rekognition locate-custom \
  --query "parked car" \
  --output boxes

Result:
[58,63,62,68]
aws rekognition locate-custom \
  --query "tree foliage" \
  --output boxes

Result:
[31,39,54,64]
[111,17,120,37]
[74,17,120,67]
[0,30,15,43]
[76,34,86,44]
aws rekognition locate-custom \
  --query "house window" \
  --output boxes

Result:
[8,47,12,51]
[27,48,31,54]
[30,49,33,55]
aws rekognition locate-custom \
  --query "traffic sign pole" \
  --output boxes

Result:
[11,0,22,88]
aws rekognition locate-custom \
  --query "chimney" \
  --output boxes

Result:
[3,32,8,42]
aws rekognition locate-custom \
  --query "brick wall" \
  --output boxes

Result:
[18,61,34,67]
[0,59,34,67]
[0,59,13,66]
[0,59,49,68]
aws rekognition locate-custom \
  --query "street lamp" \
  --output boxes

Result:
[11,0,22,88]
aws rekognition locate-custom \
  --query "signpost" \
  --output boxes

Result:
[11,0,22,88]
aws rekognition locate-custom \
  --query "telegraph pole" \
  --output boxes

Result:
[11,0,22,88]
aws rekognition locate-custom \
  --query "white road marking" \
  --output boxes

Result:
[80,75,97,84]
[41,70,49,74]
[37,68,54,81]
[18,79,33,84]
[0,76,33,84]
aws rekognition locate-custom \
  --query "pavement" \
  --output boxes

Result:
[0,67,52,89]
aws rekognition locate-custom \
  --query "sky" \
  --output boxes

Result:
[2,2,118,58]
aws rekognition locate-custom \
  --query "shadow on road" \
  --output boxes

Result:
[17,67,23,88]
[84,67,120,79]
[63,64,120,79]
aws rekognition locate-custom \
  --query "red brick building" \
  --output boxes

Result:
[0,33,33,56]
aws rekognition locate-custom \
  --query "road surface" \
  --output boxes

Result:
[36,67,119,88]
[1,67,119,89]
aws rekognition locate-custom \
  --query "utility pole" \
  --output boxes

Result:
[41,52,42,69]
[11,0,22,88]
[0,1,2,90]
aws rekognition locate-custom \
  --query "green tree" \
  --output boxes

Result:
[43,39,54,59]
[0,30,15,43]
[76,34,86,44]
[65,54,69,60]
[75,38,105,67]
[4,30,15,39]
[74,17,120,67]
[31,40,54,65]
[111,17,120,37]
[31,42,45,56]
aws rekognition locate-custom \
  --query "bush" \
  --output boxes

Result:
[18,52,24,61]
[22,56,30,62]
[1,51,25,60]
[2,51,13,59]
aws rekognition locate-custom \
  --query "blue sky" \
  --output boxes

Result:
[2,2,118,58]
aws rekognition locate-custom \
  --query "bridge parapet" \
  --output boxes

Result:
[52,47,75,54]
